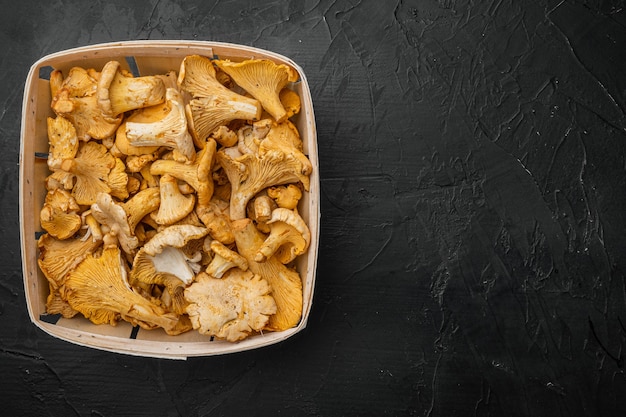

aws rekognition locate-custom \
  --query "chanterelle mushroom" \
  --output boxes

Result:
[267,184,302,210]
[37,233,102,292]
[237,119,273,155]
[59,141,116,205]
[211,125,238,148]
[177,55,262,146]
[46,116,78,172]
[259,120,311,171]
[247,194,277,233]
[46,283,79,319]
[97,60,166,123]
[150,138,216,207]
[205,240,248,278]
[150,174,196,226]
[108,157,130,201]
[195,196,234,244]
[91,188,160,254]
[125,88,195,161]
[279,88,301,119]
[131,225,209,314]
[62,246,179,332]
[39,189,82,240]
[184,268,277,342]
[256,208,310,264]
[50,67,122,141]
[213,59,299,123]
[231,218,303,331]
[217,145,311,220]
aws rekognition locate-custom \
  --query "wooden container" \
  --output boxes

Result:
[19,41,319,359]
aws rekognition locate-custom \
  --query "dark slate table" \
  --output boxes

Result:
[2,0,625,416]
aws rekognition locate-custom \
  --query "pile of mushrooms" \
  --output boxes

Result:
[37,55,312,342]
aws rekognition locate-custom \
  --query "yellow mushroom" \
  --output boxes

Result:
[255,208,310,264]
[195,196,234,245]
[279,88,301,119]
[205,240,248,279]
[45,283,79,319]
[231,218,303,332]
[150,138,216,207]
[130,225,208,315]
[62,246,179,331]
[90,188,161,254]
[59,141,116,206]
[125,88,196,161]
[216,143,311,220]
[39,189,82,240]
[267,184,302,210]
[237,119,273,155]
[37,232,102,292]
[184,268,276,342]
[177,55,262,146]
[97,60,166,123]
[50,67,122,141]
[213,59,299,123]
[150,174,196,226]
[247,194,277,233]
[108,157,130,201]
[46,116,78,172]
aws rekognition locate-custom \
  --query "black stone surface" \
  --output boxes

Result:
[2,0,626,416]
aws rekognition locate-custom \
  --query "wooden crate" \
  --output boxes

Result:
[19,41,319,359]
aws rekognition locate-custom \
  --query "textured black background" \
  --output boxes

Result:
[2,0,626,416]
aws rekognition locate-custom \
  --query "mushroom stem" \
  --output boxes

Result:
[123,187,161,231]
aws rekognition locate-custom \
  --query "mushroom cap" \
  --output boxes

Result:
[49,69,64,98]
[259,121,311,176]
[108,157,130,201]
[279,88,301,119]
[97,60,166,122]
[142,224,209,256]
[39,189,82,240]
[46,284,79,318]
[177,54,219,98]
[91,192,138,254]
[211,125,238,148]
[63,247,179,331]
[214,59,299,123]
[195,196,234,245]
[217,146,311,220]
[184,269,277,342]
[131,245,194,315]
[205,240,248,278]
[61,141,116,205]
[186,96,262,147]
[150,138,216,207]
[126,88,195,161]
[150,174,196,226]
[178,55,262,144]
[231,218,303,331]
[130,224,208,314]
[237,119,272,155]
[256,208,311,264]
[37,233,102,290]
[51,66,122,140]
[46,116,78,171]
[267,184,302,210]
